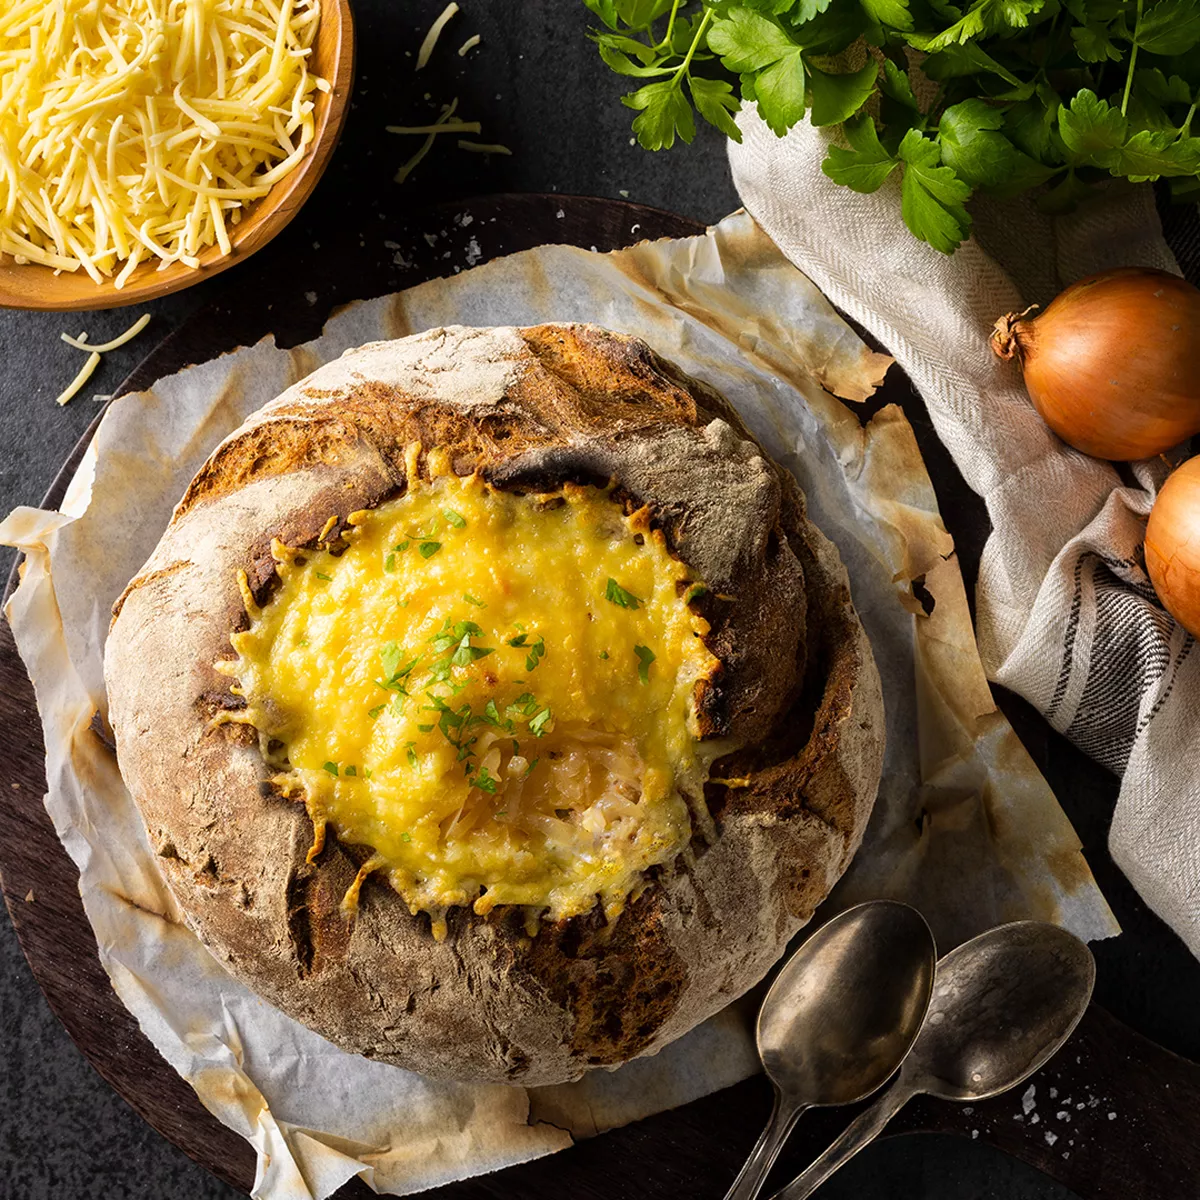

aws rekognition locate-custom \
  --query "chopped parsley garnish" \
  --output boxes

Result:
[506,692,539,719]
[463,592,486,607]
[605,578,640,609]
[599,650,609,660]
[400,831,412,843]
[634,644,656,684]
[363,768,372,779]
[344,765,357,777]
[393,540,410,553]
[430,620,483,653]
[405,741,418,768]
[686,583,709,604]
[443,508,467,528]
[315,571,333,582]
[525,636,546,672]
[322,761,339,777]
[376,643,420,697]
[417,723,435,733]
[368,704,386,719]
[529,707,553,737]
[525,757,539,777]
[384,554,396,573]
[418,540,442,559]
[495,810,508,818]
[507,633,528,647]
[450,632,495,666]
[485,699,504,727]
[471,765,498,793]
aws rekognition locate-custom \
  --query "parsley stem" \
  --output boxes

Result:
[670,7,712,86]
[1121,0,1143,118]
[656,0,683,54]
[1181,98,1199,141]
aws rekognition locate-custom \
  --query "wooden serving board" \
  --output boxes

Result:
[3,193,1200,1200]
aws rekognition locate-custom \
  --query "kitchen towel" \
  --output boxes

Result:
[729,108,1200,956]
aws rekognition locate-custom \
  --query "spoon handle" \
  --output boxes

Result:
[721,1091,807,1200]
[769,1084,911,1200]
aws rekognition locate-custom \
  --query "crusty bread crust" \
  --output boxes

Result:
[104,324,884,1085]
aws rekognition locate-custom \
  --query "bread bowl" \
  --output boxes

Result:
[104,323,885,1086]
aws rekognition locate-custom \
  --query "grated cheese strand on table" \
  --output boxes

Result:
[0,0,326,286]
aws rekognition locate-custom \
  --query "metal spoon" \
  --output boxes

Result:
[722,900,936,1200]
[770,920,1096,1200]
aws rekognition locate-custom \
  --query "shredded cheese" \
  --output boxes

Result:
[61,312,151,353]
[53,350,101,407]
[416,2,458,71]
[0,0,324,285]
[385,122,482,136]
[457,34,480,57]
[394,98,463,185]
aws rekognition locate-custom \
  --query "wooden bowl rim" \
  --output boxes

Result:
[0,0,355,313]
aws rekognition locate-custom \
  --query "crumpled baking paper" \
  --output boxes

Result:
[0,210,1118,1199]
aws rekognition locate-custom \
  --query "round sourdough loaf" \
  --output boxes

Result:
[104,324,884,1085]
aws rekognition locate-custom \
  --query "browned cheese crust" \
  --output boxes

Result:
[104,324,885,1085]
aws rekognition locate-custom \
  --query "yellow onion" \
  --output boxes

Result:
[991,267,1200,461]
[1146,455,1200,638]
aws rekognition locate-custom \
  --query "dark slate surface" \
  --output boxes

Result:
[1,1,1196,1197]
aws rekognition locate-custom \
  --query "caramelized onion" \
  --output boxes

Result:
[992,267,1200,461]
[1146,455,1200,638]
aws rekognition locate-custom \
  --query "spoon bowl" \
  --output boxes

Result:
[723,901,936,1200]
[906,921,1097,1101]
[759,899,938,1106]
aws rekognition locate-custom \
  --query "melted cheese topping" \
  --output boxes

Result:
[0,0,324,284]
[227,471,721,935]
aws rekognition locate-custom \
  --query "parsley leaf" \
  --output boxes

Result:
[1058,89,1127,168]
[897,129,973,252]
[709,8,806,135]
[808,61,879,127]
[322,761,339,777]
[622,79,696,148]
[443,508,467,528]
[634,644,656,684]
[822,113,899,192]
[463,592,486,607]
[529,707,553,737]
[861,0,913,30]
[605,577,642,608]
[938,98,1017,186]
[1136,0,1200,55]
[688,75,743,141]
[418,541,442,559]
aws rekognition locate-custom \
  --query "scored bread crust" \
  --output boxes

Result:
[104,324,884,1086]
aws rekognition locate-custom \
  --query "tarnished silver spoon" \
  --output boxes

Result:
[722,900,936,1200]
[770,920,1096,1200]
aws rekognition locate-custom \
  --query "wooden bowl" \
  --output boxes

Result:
[0,0,354,313]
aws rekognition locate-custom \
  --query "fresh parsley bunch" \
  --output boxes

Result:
[584,0,1200,252]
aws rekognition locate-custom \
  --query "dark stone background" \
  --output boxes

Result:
[1,2,1196,1197]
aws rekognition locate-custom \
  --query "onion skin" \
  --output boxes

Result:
[1146,455,1200,638]
[991,267,1200,461]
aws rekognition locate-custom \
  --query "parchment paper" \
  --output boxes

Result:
[0,211,1118,1198]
